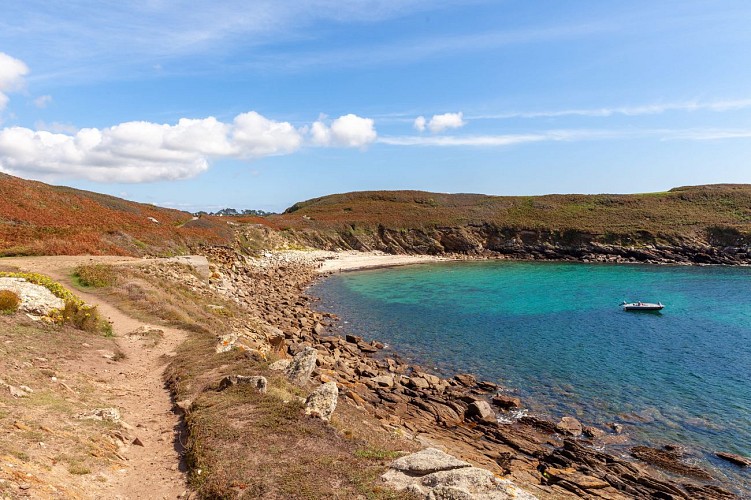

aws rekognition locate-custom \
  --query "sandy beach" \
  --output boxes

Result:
[268,249,452,273]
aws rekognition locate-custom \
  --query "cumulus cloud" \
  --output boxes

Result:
[0,52,29,110]
[413,116,426,132]
[427,112,465,133]
[0,111,375,183]
[310,113,377,148]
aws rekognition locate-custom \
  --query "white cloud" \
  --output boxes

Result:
[0,52,28,110]
[427,112,465,133]
[311,114,377,148]
[34,94,52,108]
[413,116,426,132]
[0,111,375,183]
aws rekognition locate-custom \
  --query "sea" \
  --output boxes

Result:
[309,260,751,493]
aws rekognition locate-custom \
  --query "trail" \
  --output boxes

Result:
[4,256,188,499]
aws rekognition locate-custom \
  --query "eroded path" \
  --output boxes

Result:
[4,256,188,499]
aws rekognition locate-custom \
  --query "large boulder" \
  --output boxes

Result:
[304,381,338,421]
[285,347,317,385]
[0,277,64,316]
[382,448,538,499]
[466,400,496,424]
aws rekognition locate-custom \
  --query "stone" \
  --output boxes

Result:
[454,373,477,387]
[76,407,122,422]
[606,422,624,434]
[285,346,318,385]
[382,448,538,500]
[491,394,521,410]
[215,333,239,353]
[715,451,751,467]
[312,322,326,335]
[582,425,605,438]
[132,437,145,447]
[217,375,268,394]
[630,445,713,480]
[408,377,431,390]
[371,375,395,388]
[0,277,65,316]
[264,326,286,353]
[305,381,338,422]
[556,416,583,437]
[391,448,471,474]
[466,400,496,424]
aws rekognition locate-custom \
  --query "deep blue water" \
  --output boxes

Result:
[310,261,751,490]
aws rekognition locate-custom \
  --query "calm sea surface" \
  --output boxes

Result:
[310,261,751,491]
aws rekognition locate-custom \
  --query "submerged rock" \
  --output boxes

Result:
[555,416,583,437]
[304,381,338,421]
[715,451,751,467]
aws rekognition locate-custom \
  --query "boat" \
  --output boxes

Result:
[621,301,664,311]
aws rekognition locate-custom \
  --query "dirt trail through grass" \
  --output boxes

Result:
[5,256,188,499]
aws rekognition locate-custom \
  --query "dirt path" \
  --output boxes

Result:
[3,256,188,499]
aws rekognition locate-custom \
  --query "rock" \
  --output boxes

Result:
[408,377,431,390]
[391,448,471,474]
[476,380,498,392]
[556,416,583,437]
[312,322,326,335]
[0,277,65,315]
[345,334,362,343]
[264,326,286,353]
[132,437,145,447]
[454,373,477,387]
[715,451,751,467]
[466,400,496,424]
[304,381,338,421]
[542,467,610,490]
[268,359,291,371]
[371,375,395,388]
[285,347,318,385]
[382,448,538,499]
[215,333,239,353]
[491,394,521,410]
[217,375,268,394]
[606,422,623,434]
[582,425,605,438]
[76,407,121,422]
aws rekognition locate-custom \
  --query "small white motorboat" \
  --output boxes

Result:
[621,301,664,311]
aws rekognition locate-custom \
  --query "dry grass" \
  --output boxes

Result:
[0,289,20,314]
[0,316,128,496]
[74,264,119,288]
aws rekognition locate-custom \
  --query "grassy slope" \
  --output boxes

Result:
[272,185,751,242]
[0,173,233,256]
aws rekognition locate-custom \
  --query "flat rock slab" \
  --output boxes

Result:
[391,448,471,474]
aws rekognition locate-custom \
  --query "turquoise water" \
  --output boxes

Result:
[310,261,751,490]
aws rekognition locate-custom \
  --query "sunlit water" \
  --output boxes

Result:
[310,261,751,492]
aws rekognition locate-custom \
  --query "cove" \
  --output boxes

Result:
[310,260,751,488]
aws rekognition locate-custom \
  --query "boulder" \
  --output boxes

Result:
[454,373,477,387]
[491,394,521,410]
[268,359,291,371]
[555,416,583,437]
[466,400,496,424]
[382,448,538,499]
[285,347,317,385]
[305,381,338,421]
[371,375,395,388]
[0,277,65,316]
[217,375,267,394]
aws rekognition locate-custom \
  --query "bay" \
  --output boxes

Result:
[310,261,751,491]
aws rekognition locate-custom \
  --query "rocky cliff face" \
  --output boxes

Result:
[291,224,751,265]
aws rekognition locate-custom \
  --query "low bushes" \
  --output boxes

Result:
[73,264,118,288]
[0,289,20,314]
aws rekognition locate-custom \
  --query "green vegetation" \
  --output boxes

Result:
[0,290,20,314]
[73,263,118,288]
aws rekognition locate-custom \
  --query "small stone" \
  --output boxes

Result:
[132,437,145,447]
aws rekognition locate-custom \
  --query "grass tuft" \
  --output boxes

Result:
[0,289,21,314]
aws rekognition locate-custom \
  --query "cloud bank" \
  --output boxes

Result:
[0,52,28,110]
[0,112,377,183]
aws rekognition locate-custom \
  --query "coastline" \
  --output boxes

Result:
[216,249,743,499]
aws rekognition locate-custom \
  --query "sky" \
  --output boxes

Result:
[1,0,751,213]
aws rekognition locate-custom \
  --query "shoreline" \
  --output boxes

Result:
[233,249,744,498]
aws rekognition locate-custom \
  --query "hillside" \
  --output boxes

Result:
[0,173,233,256]
[272,185,751,263]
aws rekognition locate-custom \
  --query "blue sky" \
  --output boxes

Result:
[1,0,751,212]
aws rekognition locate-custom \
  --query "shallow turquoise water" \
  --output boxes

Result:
[310,261,751,490]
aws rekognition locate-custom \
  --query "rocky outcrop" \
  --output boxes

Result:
[304,381,338,421]
[291,224,751,265]
[716,452,751,467]
[0,277,64,315]
[382,448,538,499]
